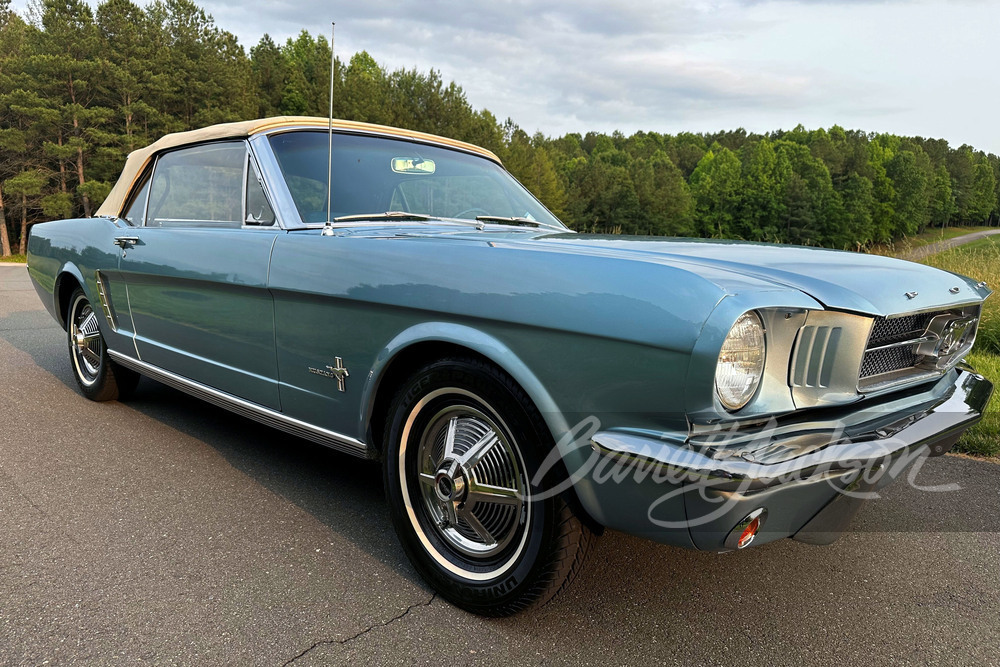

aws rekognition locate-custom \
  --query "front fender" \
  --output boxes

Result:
[362,321,619,529]
[362,322,570,442]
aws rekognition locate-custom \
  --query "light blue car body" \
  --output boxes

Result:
[26,120,993,551]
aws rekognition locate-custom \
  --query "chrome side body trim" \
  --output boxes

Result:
[108,350,371,458]
[123,282,141,360]
[94,270,117,332]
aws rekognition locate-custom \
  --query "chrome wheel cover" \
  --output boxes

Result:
[400,388,531,581]
[70,294,103,387]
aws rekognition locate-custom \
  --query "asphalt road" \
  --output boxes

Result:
[897,229,1000,261]
[2,263,999,666]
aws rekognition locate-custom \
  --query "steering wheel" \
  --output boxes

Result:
[453,207,489,220]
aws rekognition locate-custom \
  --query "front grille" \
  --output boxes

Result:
[867,312,936,348]
[859,344,920,379]
[858,311,948,384]
[858,307,973,392]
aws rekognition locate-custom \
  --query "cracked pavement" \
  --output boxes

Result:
[2,264,1000,666]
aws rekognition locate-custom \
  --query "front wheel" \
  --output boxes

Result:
[67,288,139,401]
[384,357,593,616]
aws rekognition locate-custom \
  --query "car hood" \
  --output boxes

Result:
[517,235,990,316]
[362,228,989,316]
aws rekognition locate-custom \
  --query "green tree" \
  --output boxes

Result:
[503,129,567,220]
[149,0,253,128]
[28,0,111,217]
[867,140,897,243]
[97,0,170,154]
[0,0,29,255]
[736,138,788,241]
[689,146,742,238]
[4,170,46,253]
[839,172,875,248]
[340,51,391,124]
[249,34,285,117]
[947,146,977,222]
[630,150,694,236]
[774,140,840,245]
[885,149,932,236]
[969,161,998,223]
[928,164,956,228]
[567,150,640,233]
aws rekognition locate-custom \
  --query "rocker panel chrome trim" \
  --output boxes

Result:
[107,350,371,458]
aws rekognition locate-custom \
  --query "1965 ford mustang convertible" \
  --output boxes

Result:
[26,116,993,615]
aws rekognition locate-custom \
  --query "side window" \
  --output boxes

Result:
[120,169,152,226]
[146,142,246,228]
[245,157,275,225]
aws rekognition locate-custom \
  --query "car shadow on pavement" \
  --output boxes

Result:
[123,377,415,570]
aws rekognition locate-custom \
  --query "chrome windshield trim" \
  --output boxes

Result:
[248,133,299,229]
[256,124,501,163]
[107,350,371,458]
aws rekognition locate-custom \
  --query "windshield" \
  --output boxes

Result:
[267,130,565,228]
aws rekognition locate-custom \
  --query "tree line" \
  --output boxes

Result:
[2,0,998,257]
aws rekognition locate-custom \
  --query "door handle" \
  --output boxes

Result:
[114,236,141,257]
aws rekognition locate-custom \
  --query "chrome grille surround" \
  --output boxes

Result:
[858,304,981,393]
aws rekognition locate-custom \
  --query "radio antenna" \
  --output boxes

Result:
[326,21,335,225]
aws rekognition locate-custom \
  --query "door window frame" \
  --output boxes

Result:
[124,140,279,230]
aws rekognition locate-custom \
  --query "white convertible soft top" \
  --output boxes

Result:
[95,116,502,218]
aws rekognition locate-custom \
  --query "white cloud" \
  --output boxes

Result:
[10,0,1000,153]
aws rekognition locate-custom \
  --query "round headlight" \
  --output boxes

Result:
[715,311,766,411]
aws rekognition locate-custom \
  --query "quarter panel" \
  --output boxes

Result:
[26,218,134,354]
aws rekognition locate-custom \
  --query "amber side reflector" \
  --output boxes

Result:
[737,517,761,549]
[724,507,768,551]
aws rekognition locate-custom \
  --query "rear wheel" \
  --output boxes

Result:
[67,288,139,401]
[384,356,593,616]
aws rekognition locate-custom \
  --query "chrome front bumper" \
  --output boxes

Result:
[581,367,992,551]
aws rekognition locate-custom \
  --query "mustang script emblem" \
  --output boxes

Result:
[309,357,350,392]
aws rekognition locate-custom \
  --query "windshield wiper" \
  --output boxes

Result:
[475,216,567,233]
[331,211,486,230]
[333,211,433,223]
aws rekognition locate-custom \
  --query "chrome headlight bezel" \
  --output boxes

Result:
[715,310,767,412]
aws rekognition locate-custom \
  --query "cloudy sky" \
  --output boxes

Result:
[13,0,1000,154]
